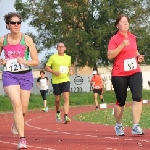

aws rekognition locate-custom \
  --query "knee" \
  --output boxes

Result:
[116,100,125,107]
[55,96,60,102]
[13,104,22,112]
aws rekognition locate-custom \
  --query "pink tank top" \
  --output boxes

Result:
[3,34,30,72]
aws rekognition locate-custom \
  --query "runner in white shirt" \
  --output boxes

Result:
[37,71,49,112]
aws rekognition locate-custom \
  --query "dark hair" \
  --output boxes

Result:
[4,12,22,30]
[40,71,45,74]
[113,14,129,35]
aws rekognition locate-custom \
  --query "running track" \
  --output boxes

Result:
[0,103,150,150]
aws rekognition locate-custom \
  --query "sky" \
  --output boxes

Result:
[0,0,56,61]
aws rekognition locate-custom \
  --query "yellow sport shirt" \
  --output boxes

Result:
[46,53,71,84]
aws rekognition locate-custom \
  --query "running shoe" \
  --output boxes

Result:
[95,107,99,110]
[114,125,125,136]
[42,107,48,112]
[63,116,71,124]
[45,107,49,112]
[11,124,18,135]
[17,138,27,149]
[132,124,145,135]
[42,107,46,111]
[56,113,62,122]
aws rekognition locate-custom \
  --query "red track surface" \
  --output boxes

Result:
[0,103,150,150]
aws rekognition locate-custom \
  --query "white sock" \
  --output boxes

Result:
[133,124,138,128]
[116,123,122,127]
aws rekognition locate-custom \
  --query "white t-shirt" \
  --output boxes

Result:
[37,77,48,90]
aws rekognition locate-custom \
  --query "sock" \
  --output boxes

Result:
[64,114,68,118]
[57,111,60,114]
[116,123,122,127]
[133,124,138,128]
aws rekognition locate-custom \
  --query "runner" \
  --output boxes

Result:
[0,12,39,149]
[45,42,72,124]
[107,14,145,136]
[90,70,104,110]
[37,70,49,112]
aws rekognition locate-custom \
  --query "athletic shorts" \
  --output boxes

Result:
[93,88,103,95]
[40,89,48,100]
[2,71,33,91]
[52,81,70,95]
[111,72,142,106]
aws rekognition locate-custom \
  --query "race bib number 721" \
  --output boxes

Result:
[5,58,28,72]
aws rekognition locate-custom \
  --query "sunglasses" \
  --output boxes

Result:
[9,21,22,25]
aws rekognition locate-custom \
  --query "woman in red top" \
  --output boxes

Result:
[107,14,144,136]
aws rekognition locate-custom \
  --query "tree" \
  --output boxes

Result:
[14,0,150,67]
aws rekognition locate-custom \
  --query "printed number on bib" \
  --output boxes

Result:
[5,58,28,72]
[94,86,100,89]
[59,66,68,74]
[124,58,137,71]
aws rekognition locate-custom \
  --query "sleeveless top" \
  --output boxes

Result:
[3,34,31,73]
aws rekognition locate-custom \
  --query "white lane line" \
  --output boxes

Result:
[25,114,150,145]
[0,140,55,150]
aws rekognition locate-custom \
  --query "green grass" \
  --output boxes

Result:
[0,90,150,116]
[73,104,150,129]
[0,90,120,112]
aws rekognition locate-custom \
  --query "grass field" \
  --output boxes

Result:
[73,104,150,129]
[0,90,150,112]
[0,90,124,111]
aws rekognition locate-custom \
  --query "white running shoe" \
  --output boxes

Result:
[17,138,27,149]
[132,124,145,135]
[114,125,125,136]
[11,124,18,135]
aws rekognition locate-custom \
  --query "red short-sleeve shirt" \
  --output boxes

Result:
[91,75,103,89]
[108,32,141,76]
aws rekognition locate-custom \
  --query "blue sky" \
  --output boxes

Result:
[0,0,56,60]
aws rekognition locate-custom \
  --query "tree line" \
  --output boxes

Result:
[15,0,150,68]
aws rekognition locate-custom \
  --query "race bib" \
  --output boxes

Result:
[5,58,29,72]
[59,66,68,74]
[94,86,100,89]
[124,58,137,71]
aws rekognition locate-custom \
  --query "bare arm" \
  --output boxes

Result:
[36,82,40,88]
[136,50,140,56]
[46,77,49,85]
[90,78,93,85]
[136,50,145,63]
[107,39,129,60]
[18,35,39,66]
[45,66,60,76]
[0,37,4,55]
[0,37,8,65]
[68,66,73,75]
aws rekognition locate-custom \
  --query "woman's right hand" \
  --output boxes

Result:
[0,59,7,65]
[122,39,130,47]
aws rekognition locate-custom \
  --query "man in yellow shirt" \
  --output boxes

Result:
[45,43,72,124]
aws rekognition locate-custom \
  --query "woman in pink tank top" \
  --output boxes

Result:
[0,12,39,149]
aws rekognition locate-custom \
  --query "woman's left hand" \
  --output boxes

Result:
[17,57,27,65]
[138,55,145,63]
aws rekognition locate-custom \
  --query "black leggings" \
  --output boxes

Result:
[111,72,142,107]
[40,90,48,100]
